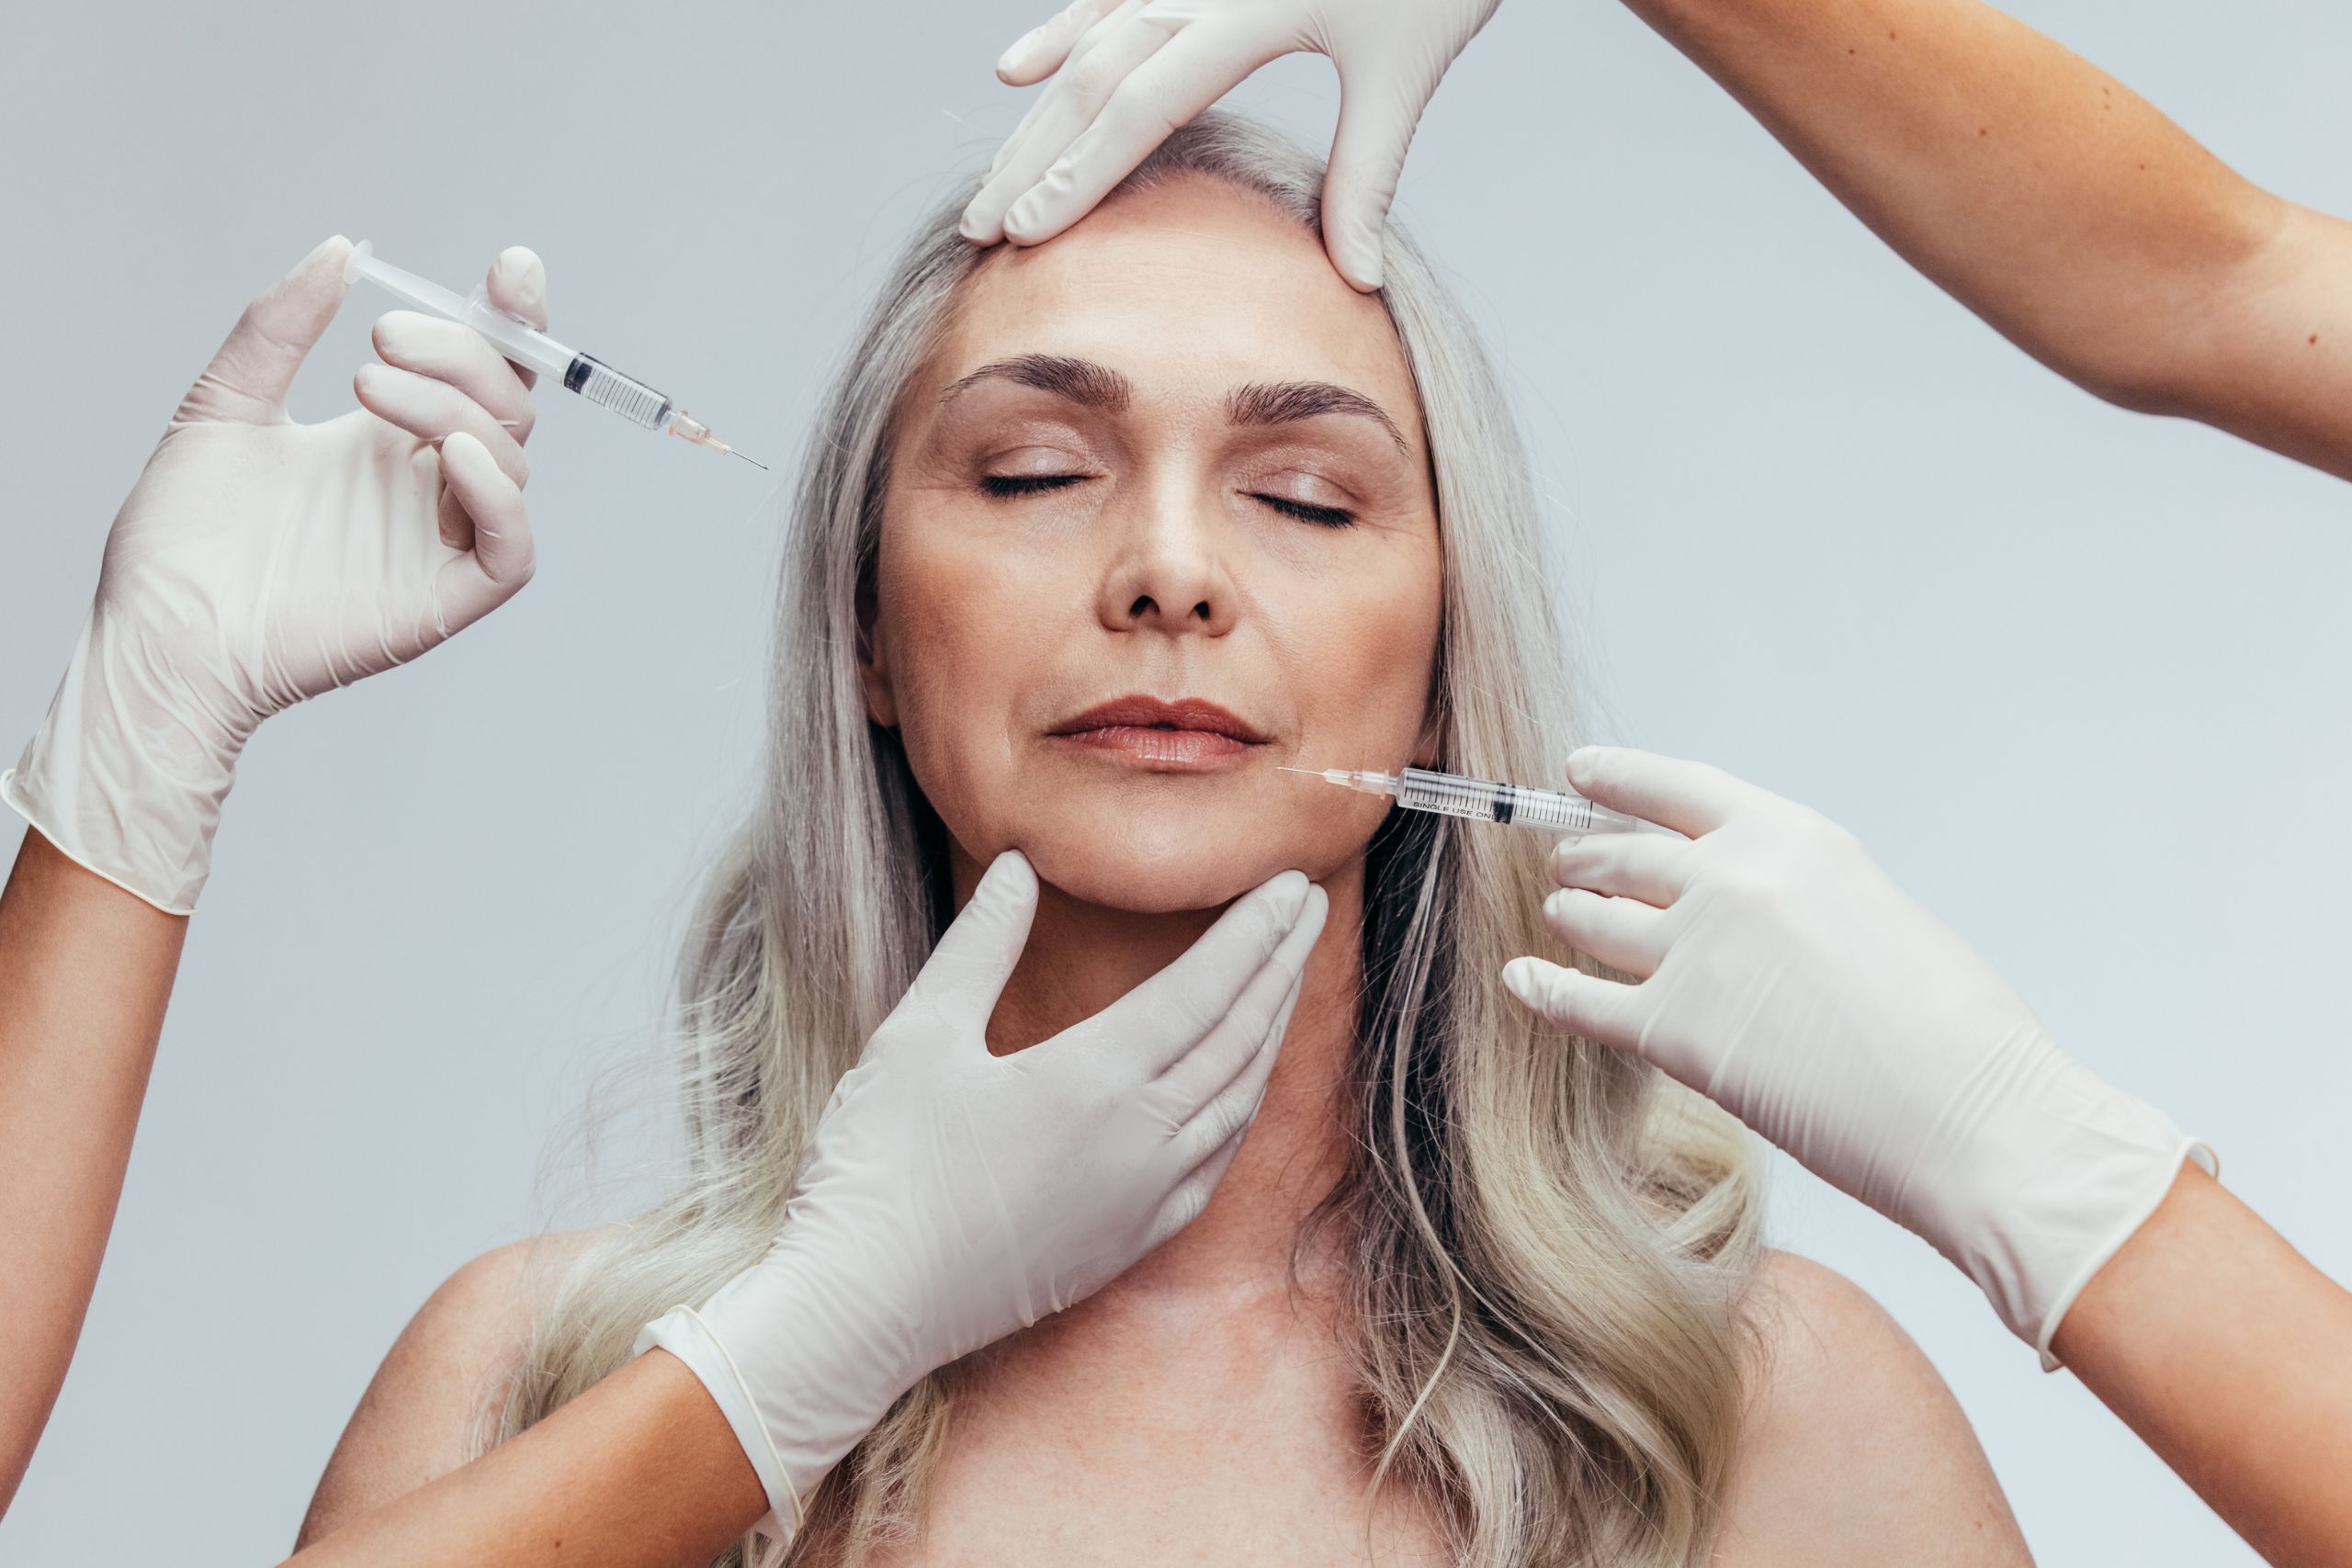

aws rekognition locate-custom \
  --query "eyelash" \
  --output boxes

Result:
[977,473,1356,529]
[978,474,1084,499]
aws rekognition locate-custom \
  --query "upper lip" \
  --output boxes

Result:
[1048,694,1269,743]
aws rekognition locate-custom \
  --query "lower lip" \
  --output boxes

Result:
[1049,725,1261,767]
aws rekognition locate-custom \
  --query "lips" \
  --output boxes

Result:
[1047,694,1268,743]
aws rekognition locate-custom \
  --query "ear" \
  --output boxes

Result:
[855,570,899,729]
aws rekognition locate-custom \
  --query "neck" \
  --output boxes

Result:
[954,848,1366,1309]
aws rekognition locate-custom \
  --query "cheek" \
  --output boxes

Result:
[1250,541,1444,866]
[873,518,1061,794]
[885,538,1022,682]
[1282,542,1443,747]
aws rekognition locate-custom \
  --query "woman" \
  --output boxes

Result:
[956,1,2352,1561]
[294,113,2028,1565]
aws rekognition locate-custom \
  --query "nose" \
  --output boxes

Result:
[1094,472,1240,637]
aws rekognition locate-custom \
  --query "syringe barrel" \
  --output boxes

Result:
[1395,766,1641,834]
[561,353,675,431]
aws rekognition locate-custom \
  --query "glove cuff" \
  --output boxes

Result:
[635,1305,797,1545]
[633,1247,921,1551]
[1930,1031,2217,1372]
[5,605,249,915]
[2030,1134,2218,1373]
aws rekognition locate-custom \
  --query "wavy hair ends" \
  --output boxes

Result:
[492,108,1766,1568]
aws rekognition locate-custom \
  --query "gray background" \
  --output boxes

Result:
[4,1,2345,1561]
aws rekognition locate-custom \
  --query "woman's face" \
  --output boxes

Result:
[862,175,1444,915]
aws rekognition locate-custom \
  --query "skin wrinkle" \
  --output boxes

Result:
[936,352,1416,460]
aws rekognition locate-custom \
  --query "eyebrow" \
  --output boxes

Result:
[940,354,1131,413]
[936,353,1412,458]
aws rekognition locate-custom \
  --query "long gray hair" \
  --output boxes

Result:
[493,109,1765,1567]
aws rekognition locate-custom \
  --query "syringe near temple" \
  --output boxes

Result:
[560,351,768,468]
[345,240,766,469]
[662,410,763,466]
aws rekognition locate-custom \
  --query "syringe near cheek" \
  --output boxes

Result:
[1278,764,1653,835]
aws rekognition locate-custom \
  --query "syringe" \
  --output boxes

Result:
[344,241,765,469]
[1278,764,1650,835]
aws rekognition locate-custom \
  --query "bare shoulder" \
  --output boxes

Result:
[293,1224,618,1549]
[1710,1249,2034,1567]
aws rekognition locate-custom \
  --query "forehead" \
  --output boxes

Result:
[923,175,1425,446]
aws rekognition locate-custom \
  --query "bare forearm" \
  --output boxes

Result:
[0,828,186,1508]
[1618,0,2352,478]
[283,1350,767,1568]
[2051,1160,2352,1566]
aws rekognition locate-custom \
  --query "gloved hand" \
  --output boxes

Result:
[1500,745,2216,1372]
[0,235,548,915]
[959,0,1504,289]
[637,850,1329,1543]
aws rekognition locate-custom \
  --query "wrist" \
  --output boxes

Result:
[6,610,252,916]
[1922,1025,2217,1371]
[634,1238,927,1540]
[2028,1134,2219,1373]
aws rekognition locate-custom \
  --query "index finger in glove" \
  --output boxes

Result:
[1006,22,1281,246]
[425,246,545,551]
[352,362,531,490]
[1550,831,1693,908]
[1150,882,1327,1114]
[1138,958,1309,1254]
[372,263,551,437]
[1565,745,1777,839]
[368,313,537,442]
[884,850,1043,1055]
[984,0,1151,186]
[1059,868,1312,1081]
[962,1,1172,243]
[1500,955,1645,1055]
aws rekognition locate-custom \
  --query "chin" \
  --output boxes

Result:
[1006,816,1293,918]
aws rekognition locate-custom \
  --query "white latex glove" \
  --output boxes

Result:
[958,0,1504,289]
[1499,745,2216,1372]
[1,235,547,914]
[637,850,1329,1543]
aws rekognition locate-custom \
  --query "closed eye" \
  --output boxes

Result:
[1250,493,1355,528]
[979,473,1087,497]
[977,473,1355,528]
